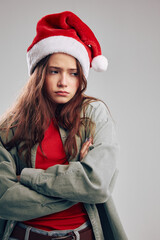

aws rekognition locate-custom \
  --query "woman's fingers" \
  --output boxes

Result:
[80,137,93,160]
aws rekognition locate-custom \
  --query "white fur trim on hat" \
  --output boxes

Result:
[27,36,90,78]
[91,55,108,72]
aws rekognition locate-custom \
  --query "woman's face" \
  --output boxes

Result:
[45,53,79,104]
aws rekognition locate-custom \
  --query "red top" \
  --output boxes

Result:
[23,120,88,230]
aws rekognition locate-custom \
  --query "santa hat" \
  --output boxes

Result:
[27,11,108,79]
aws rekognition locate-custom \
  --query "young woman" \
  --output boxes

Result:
[0,11,127,240]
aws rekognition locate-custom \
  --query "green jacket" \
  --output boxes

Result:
[0,101,127,240]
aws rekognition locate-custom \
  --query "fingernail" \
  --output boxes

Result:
[89,146,94,150]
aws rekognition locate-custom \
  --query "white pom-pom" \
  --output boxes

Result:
[91,55,108,72]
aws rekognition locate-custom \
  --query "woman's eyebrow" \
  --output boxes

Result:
[48,66,61,70]
[68,68,78,71]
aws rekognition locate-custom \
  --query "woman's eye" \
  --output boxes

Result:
[50,70,58,74]
[71,72,78,76]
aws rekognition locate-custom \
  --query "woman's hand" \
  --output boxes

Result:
[80,137,93,161]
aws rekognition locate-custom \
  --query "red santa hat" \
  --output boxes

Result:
[27,11,108,79]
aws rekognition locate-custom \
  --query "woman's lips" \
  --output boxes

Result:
[55,91,69,96]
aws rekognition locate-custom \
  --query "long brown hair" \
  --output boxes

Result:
[0,54,98,166]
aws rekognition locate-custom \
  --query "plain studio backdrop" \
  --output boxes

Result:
[0,0,160,239]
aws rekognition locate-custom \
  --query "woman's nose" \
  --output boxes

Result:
[57,73,67,87]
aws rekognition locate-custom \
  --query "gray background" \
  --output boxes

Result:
[0,0,160,239]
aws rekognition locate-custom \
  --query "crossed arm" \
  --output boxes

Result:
[16,137,93,181]
[0,102,118,221]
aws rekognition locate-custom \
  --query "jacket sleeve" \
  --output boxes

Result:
[20,101,119,204]
[0,144,75,221]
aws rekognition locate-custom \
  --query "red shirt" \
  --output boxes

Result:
[24,121,88,230]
